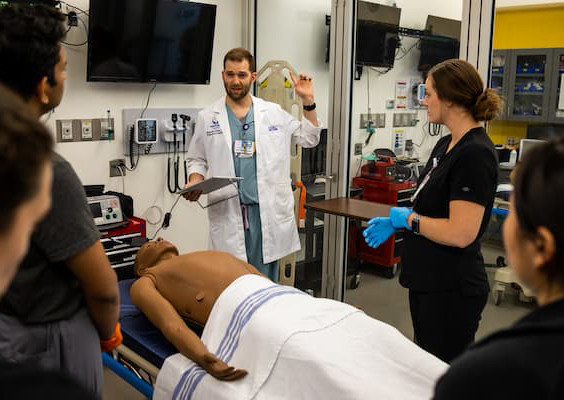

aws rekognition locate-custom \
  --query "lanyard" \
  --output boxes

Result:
[410,157,439,203]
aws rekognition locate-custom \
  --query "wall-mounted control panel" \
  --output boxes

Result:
[56,118,115,142]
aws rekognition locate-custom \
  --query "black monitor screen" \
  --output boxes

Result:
[89,202,102,218]
[87,0,216,84]
[417,36,459,72]
[356,22,399,68]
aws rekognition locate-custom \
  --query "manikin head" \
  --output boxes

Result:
[503,137,564,305]
[222,48,257,102]
[134,238,180,276]
[0,4,67,118]
[423,59,502,125]
[0,84,53,296]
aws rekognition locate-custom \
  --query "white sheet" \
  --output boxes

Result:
[154,275,448,400]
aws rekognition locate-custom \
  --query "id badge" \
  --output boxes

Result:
[234,140,255,158]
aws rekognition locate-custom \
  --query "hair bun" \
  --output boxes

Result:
[472,88,503,121]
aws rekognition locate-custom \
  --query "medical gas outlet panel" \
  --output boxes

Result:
[122,107,200,156]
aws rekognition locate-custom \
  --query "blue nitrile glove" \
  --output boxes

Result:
[390,207,414,231]
[363,217,396,249]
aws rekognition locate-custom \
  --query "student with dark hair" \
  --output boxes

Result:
[364,59,502,362]
[0,4,120,396]
[0,83,97,400]
[434,137,564,399]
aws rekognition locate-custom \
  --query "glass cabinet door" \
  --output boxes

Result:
[509,49,552,121]
[548,49,564,123]
[490,50,510,119]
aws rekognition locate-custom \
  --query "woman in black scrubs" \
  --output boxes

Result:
[434,138,564,399]
[364,59,502,362]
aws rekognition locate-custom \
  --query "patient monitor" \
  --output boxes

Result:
[135,118,159,144]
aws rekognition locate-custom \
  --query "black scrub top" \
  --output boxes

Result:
[399,127,498,295]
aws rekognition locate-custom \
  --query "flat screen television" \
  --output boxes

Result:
[87,0,216,84]
[355,2,401,69]
[418,15,460,72]
[417,37,459,72]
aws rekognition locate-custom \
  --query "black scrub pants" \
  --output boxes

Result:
[408,290,488,363]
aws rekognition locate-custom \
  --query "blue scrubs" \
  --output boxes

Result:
[227,105,278,281]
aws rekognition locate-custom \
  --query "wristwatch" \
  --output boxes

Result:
[303,102,316,111]
[411,214,421,235]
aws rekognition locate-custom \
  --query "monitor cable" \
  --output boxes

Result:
[149,183,241,240]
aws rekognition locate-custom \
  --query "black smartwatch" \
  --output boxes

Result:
[411,214,421,235]
[303,102,316,111]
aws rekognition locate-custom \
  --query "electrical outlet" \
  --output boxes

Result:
[354,143,363,155]
[81,119,93,140]
[100,119,113,140]
[61,120,73,141]
[109,159,126,177]
[507,137,516,146]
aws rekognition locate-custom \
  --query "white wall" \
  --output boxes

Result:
[350,0,464,181]
[49,0,245,254]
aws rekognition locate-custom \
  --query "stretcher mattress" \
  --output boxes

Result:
[118,279,202,368]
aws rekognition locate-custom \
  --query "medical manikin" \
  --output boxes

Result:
[131,238,260,380]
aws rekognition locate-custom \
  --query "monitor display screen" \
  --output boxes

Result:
[417,36,459,72]
[418,15,460,72]
[519,138,545,161]
[87,0,216,84]
[356,22,399,68]
[355,2,401,69]
[89,202,102,218]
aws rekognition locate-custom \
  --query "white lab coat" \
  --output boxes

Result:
[187,96,322,263]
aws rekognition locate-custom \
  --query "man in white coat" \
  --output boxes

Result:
[184,48,322,280]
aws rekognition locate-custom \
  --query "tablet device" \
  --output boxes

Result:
[178,176,243,195]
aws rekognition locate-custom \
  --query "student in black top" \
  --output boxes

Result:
[364,59,502,362]
[434,137,564,399]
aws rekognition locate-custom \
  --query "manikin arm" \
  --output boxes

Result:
[130,277,247,381]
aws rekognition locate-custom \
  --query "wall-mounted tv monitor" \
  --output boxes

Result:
[418,15,461,72]
[355,2,401,69]
[87,0,216,84]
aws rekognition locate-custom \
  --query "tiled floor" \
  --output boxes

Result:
[103,245,535,399]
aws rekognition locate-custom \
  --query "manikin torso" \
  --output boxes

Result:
[141,251,262,327]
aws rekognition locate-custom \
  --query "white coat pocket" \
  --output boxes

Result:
[274,181,295,223]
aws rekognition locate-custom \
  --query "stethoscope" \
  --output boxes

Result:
[167,114,191,193]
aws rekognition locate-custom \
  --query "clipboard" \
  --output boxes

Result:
[178,176,243,195]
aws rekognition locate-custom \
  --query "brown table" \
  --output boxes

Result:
[304,197,391,221]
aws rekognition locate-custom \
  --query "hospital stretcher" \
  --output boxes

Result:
[102,279,202,398]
